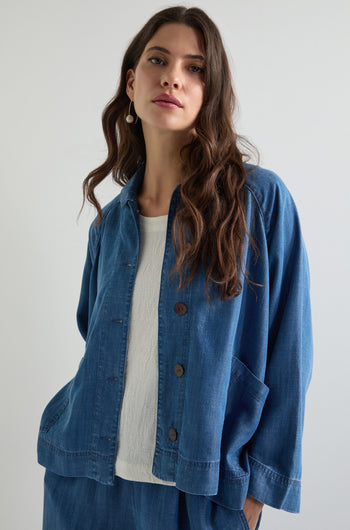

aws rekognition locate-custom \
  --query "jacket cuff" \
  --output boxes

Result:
[248,455,301,513]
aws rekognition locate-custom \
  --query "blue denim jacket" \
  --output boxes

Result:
[37,163,313,513]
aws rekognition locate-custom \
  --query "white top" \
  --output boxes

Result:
[114,213,176,485]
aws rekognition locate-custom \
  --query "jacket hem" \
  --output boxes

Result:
[247,454,301,513]
[204,465,251,510]
[37,438,301,512]
[37,436,115,485]
[154,446,251,509]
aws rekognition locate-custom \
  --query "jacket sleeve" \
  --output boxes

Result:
[76,219,100,342]
[247,178,313,513]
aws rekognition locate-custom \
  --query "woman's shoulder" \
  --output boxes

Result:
[87,194,122,251]
[243,162,293,201]
[242,162,301,236]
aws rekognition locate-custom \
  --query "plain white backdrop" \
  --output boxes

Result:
[1,0,349,528]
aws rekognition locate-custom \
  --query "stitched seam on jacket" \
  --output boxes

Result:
[177,452,220,468]
[243,183,267,237]
[248,454,301,486]
[38,436,114,460]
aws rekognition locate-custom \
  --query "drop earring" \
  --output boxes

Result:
[126,100,138,124]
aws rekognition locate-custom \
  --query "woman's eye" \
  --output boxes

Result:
[148,57,164,65]
[148,57,204,74]
[190,65,205,74]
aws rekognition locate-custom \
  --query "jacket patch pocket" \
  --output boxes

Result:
[231,356,269,405]
[221,356,270,452]
[39,379,72,434]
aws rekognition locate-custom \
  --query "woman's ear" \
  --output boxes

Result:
[125,69,135,100]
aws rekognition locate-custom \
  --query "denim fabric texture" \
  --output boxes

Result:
[43,469,263,530]
[37,162,313,514]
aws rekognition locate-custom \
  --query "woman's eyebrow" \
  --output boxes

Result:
[145,46,206,62]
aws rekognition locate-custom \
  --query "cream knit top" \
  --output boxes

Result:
[114,213,176,486]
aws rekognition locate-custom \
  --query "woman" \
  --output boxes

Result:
[37,6,313,530]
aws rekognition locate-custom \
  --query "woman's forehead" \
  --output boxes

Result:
[144,24,205,57]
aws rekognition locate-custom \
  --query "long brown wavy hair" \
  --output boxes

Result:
[78,5,262,305]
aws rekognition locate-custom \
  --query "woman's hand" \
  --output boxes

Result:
[242,494,264,529]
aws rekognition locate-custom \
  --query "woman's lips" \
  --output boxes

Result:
[153,100,182,109]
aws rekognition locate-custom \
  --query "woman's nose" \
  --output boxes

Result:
[161,78,179,88]
[160,64,183,89]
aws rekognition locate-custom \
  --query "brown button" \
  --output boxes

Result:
[174,302,187,315]
[169,428,177,442]
[174,364,184,377]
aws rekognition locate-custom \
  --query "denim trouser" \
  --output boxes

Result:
[43,468,263,529]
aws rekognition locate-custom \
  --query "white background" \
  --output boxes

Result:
[1,1,349,528]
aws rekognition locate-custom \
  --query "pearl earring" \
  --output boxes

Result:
[126,100,138,124]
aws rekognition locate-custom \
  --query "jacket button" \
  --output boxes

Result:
[174,364,184,377]
[169,428,177,442]
[174,302,187,315]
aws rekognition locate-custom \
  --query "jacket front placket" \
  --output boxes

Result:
[90,176,190,485]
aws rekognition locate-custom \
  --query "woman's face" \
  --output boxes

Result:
[126,23,205,135]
